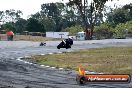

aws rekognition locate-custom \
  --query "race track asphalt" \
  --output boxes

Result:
[0,39,132,88]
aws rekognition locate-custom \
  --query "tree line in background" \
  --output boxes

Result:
[0,1,132,39]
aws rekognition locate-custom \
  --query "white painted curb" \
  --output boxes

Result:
[16,51,101,74]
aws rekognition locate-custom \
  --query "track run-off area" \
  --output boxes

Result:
[0,39,132,88]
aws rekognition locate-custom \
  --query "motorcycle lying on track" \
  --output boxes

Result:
[40,42,46,46]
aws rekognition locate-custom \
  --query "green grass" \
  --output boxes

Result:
[29,47,132,75]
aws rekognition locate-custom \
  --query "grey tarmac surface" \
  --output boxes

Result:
[0,39,132,88]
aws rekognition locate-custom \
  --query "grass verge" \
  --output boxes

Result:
[28,47,132,75]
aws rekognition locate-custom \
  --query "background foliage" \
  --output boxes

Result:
[0,2,132,39]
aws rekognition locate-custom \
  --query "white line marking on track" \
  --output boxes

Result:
[40,65,45,67]
[51,67,55,69]
[59,68,64,70]
[45,66,50,67]
[48,53,53,55]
